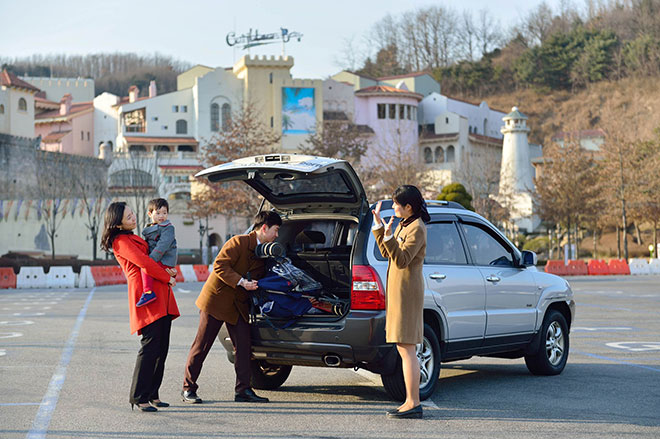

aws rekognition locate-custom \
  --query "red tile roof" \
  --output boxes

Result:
[42,131,71,143]
[124,136,198,145]
[0,70,41,93]
[35,102,93,120]
[420,132,460,141]
[469,133,503,145]
[355,85,423,100]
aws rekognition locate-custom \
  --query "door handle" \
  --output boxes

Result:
[486,275,500,283]
[429,273,446,280]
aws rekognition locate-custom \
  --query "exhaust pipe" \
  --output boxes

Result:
[323,354,341,367]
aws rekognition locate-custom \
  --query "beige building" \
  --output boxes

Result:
[0,70,40,138]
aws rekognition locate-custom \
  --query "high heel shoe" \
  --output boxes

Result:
[131,403,157,412]
[150,400,169,408]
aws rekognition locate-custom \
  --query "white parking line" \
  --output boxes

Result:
[0,320,34,326]
[26,288,95,439]
[0,332,23,339]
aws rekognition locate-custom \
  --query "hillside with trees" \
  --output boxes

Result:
[0,52,190,97]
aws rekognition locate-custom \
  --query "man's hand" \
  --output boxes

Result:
[242,280,258,291]
[166,268,177,277]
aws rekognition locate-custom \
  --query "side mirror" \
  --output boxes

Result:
[520,250,537,267]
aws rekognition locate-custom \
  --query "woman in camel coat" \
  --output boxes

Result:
[101,201,180,412]
[372,185,429,419]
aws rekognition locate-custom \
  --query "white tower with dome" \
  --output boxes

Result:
[498,107,539,233]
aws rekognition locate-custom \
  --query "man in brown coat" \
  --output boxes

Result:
[181,211,282,403]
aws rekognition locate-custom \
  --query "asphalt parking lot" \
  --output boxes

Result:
[1,276,659,438]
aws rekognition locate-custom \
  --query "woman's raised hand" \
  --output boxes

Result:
[372,201,383,226]
[168,276,176,287]
[383,215,394,236]
[166,268,177,277]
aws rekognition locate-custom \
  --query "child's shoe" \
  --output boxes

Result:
[136,291,157,307]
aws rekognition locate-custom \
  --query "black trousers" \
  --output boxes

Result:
[129,315,172,404]
[183,310,252,394]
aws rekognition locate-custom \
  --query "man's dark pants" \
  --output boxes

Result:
[183,310,251,394]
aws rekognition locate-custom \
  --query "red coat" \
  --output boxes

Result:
[113,233,180,334]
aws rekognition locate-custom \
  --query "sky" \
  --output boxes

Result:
[1,0,567,79]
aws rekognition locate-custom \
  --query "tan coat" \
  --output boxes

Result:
[373,218,426,344]
[195,231,265,325]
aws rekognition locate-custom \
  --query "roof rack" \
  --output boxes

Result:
[372,199,466,210]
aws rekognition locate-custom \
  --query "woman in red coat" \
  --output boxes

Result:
[101,201,180,412]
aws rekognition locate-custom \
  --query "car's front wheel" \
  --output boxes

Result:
[524,309,569,375]
[250,360,293,390]
[380,322,441,401]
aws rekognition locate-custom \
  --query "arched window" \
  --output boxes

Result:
[423,147,433,164]
[446,145,455,162]
[155,145,170,152]
[435,146,445,163]
[18,98,27,111]
[176,119,187,134]
[210,103,219,132]
[221,103,231,131]
[107,141,113,150]
[128,145,147,152]
[177,145,194,152]
[0,104,4,114]
[483,118,488,136]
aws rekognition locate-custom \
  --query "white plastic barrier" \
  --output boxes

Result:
[628,258,650,275]
[16,267,47,289]
[78,266,96,288]
[179,264,197,283]
[649,259,660,274]
[46,266,76,288]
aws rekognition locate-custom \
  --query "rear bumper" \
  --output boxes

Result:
[219,310,397,374]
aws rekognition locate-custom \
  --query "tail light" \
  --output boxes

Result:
[351,265,386,310]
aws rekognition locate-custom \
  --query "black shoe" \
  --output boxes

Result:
[150,400,170,407]
[386,407,400,415]
[181,390,202,404]
[234,388,269,403]
[387,404,423,419]
[131,403,157,412]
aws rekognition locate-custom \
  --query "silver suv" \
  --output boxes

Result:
[197,154,576,401]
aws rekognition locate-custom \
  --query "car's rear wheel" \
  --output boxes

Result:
[524,309,569,375]
[250,360,293,390]
[380,322,441,401]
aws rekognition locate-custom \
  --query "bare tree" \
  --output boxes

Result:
[108,150,160,235]
[476,9,503,56]
[534,134,600,258]
[71,157,109,260]
[458,10,477,61]
[193,101,280,234]
[35,151,76,259]
[454,148,507,225]
[299,118,370,163]
[524,1,555,45]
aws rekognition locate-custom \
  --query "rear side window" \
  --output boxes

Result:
[260,171,353,196]
[460,223,514,267]
[425,222,467,265]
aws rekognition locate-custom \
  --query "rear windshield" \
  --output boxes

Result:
[260,171,353,197]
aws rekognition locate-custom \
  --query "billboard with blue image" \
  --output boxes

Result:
[281,87,315,134]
